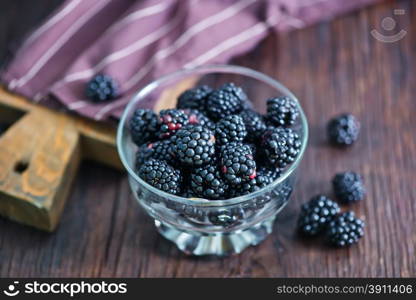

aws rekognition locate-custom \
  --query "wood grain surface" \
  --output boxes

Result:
[0,0,415,277]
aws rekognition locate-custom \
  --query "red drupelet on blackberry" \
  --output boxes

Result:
[206,83,246,121]
[182,109,216,131]
[129,108,159,146]
[261,127,301,168]
[171,125,216,166]
[135,139,175,169]
[157,109,189,139]
[138,159,182,195]
[228,166,280,197]
[215,114,247,145]
[220,142,256,185]
[176,85,212,114]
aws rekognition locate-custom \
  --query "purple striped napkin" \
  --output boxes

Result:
[1,0,379,121]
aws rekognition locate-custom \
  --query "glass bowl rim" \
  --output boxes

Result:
[117,64,308,207]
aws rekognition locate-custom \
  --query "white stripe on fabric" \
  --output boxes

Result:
[58,8,183,85]
[68,100,89,110]
[123,0,256,90]
[45,0,171,95]
[11,0,111,89]
[21,0,82,49]
[106,1,170,35]
[184,22,270,68]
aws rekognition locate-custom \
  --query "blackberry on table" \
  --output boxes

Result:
[86,74,119,102]
[206,83,246,121]
[177,85,212,113]
[157,109,189,138]
[220,142,256,185]
[326,211,365,247]
[183,109,215,131]
[239,109,266,142]
[332,171,365,204]
[135,139,175,168]
[129,109,159,146]
[327,113,360,146]
[262,127,302,168]
[191,165,229,199]
[138,159,182,195]
[297,195,340,236]
[171,125,216,166]
[215,114,247,145]
[266,96,299,127]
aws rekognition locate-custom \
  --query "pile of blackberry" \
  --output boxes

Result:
[297,170,366,247]
[130,83,302,200]
[295,110,366,248]
[297,194,365,247]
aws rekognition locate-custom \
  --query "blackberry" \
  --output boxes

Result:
[157,109,189,138]
[297,195,340,236]
[135,139,175,168]
[215,114,247,145]
[256,166,280,188]
[332,171,365,204]
[326,211,365,247]
[171,125,215,166]
[239,109,266,142]
[220,142,256,185]
[247,143,258,158]
[206,83,246,121]
[327,114,360,146]
[176,85,212,113]
[228,179,258,197]
[229,166,280,197]
[138,159,181,195]
[183,109,215,131]
[129,109,159,146]
[85,74,119,102]
[266,96,299,127]
[191,165,229,199]
[262,127,302,168]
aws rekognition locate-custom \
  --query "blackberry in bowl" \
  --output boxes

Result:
[117,65,308,256]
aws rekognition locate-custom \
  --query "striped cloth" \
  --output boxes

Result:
[1,0,378,121]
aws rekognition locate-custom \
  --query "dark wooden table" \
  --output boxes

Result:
[0,0,415,277]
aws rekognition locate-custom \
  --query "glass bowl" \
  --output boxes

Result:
[117,65,308,256]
